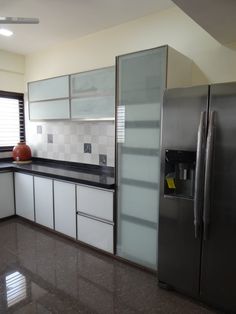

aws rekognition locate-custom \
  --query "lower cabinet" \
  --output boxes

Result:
[54,180,76,238]
[0,172,14,219]
[15,172,34,221]
[77,214,114,253]
[77,185,114,253]
[34,176,54,229]
[13,171,114,253]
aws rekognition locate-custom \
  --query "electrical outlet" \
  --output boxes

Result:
[84,143,92,153]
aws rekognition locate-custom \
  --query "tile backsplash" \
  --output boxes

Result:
[26,120,115,167]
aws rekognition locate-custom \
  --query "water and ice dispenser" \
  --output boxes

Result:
[164,150,196,199]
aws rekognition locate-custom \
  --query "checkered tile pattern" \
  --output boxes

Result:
[26,120,115,167]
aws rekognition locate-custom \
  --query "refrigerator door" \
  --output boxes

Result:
[200,82,236,313]
[158,85,209,298]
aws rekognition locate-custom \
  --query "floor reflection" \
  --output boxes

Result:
[0,218,215,314]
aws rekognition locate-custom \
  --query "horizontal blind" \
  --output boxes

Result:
[0,97,22,147]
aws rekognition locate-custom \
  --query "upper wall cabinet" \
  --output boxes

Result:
[70,66,115,121]
[28,75,70,120]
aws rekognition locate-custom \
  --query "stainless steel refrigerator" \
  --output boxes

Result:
[158,83,236,313]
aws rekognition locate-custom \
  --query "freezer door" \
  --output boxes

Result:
[200,82,236,312]
[158,85,209,298]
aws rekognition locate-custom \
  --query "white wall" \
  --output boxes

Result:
[25,6,236,84]
[0,50,25,93]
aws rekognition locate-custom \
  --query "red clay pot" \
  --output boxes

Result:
[12,142,32,161]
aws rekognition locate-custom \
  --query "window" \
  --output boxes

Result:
[0,91,25,151]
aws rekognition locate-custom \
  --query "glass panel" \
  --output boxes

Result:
[117,219,157,269]
[71,67,115,97]
[120,184,159,222]
[70,67,115,120]
[28,76,69,102]
[71,95,115,120]
[121,154,160,183]
[29,99,70,120]
[116,47,167,269]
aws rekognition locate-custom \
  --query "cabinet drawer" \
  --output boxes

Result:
[77,185,113,221]
[77,215,113,253]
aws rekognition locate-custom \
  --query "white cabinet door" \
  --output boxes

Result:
[54,180,76,238]
[0,172,14,218]
[34,176,53,229]
[15,173,34,221]
[77,215,113,253]
[77,185,113,221]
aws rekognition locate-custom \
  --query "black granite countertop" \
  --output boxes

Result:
[0,158,115,190]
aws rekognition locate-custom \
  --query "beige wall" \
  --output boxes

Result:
[0,50,25,93]
[25,6,236,85]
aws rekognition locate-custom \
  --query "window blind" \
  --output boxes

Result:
[0,92,25,150]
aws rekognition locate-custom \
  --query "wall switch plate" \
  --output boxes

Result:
[84,143,92,153]
[37,125,42,134]
[47,134,53,143]
[99,154,107,166]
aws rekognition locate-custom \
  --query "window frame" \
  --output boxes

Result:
[0,90,25,152]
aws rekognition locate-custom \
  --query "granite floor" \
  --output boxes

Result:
[0,218,218,314]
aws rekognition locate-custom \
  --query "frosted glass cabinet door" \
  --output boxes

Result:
[116,47,167,270]
[29,99,70,120]
[70,66,115,120]
[28,76,69,102]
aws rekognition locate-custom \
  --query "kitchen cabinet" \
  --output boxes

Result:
[29,99,70,120]
[77,215,113,253]
[28,75,70,120]
[54,180,76,238]
[116,45,193,269]
[77,185,114,253]
[70,66,115,120]
[15,172,34,221]
[0,172,14,219]
[28,75,69,102]
[77,185,113,221]
[34,176,54,229]
[12,168,114,253]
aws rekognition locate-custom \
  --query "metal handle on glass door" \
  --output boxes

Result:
[194,111,206,239]
[203,111,215,240]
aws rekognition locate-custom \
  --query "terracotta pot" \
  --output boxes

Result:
[12,142,32,161]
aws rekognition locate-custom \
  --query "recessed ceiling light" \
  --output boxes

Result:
[0,28,13,37]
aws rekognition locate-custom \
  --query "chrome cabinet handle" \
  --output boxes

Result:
[203,111,215,240]
[194,111,206,239]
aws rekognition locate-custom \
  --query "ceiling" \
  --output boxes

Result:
[172,0,236,45]
[0,0,174,55]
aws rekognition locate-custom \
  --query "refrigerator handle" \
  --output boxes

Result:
[203,110,215,240]
[194,111,206,239]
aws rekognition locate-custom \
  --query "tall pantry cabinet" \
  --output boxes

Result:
[116,45,193,270]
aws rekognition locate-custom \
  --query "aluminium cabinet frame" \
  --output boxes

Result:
[27,66,115,122]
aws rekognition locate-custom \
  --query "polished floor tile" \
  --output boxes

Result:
[0,218,218,314]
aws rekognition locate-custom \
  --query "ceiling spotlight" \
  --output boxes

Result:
[0,28,13,37]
